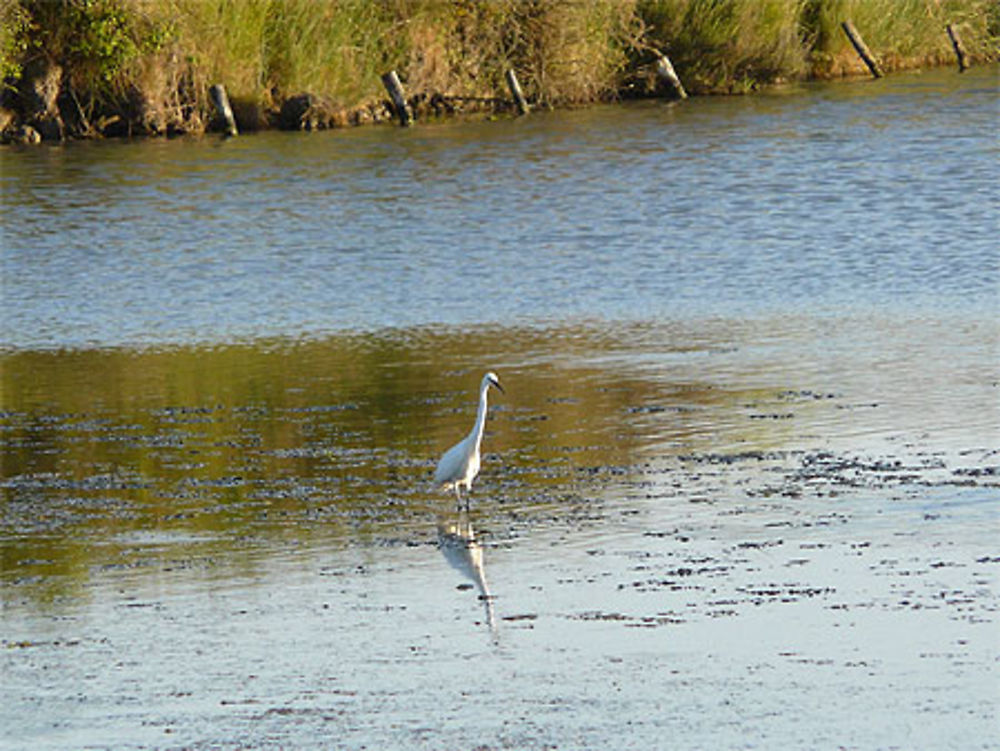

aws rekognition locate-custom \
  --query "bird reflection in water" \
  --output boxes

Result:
[437,511,497,635]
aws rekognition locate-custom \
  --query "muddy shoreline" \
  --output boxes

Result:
[1,56,985,145]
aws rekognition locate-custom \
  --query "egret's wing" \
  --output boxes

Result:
[434,438,468,485]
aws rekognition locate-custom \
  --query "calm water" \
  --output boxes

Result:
[1,66,998,750]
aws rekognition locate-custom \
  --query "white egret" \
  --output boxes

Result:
[434,372,504,509]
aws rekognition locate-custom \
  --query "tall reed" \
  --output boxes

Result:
[2,0,997,137]
[638,0,808,92]
[803,0,1000,76]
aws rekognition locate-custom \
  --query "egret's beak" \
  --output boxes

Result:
[492,379,505,394]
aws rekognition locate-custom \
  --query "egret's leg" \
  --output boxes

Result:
[454,484,462,510]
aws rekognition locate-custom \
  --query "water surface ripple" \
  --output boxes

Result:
[2,67,997,349]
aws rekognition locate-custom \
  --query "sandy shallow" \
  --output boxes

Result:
[3,434,997,750]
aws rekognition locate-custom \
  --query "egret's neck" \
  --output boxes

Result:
[469,382,490,447]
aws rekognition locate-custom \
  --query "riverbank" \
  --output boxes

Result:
[1,0,997,143]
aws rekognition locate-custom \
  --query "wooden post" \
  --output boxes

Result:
[841,21,884,79]
[209,84,238,136]
[946,24,969,72]
[654,53,688,100]
[380,70,413,126]
[504,69,530,115]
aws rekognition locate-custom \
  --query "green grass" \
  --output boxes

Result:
[803,0,1000,76]
[3,0,997,136]
[638,0,809,93]
[0,0,31,88]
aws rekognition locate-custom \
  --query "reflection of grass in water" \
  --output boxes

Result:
[1,324,796,605]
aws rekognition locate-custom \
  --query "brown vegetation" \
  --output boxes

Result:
[1,0,996,142]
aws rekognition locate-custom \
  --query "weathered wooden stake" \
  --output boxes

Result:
[504,69,530,115]
[381,70,413,126]
[841,21,884,79]
[946,24,969,72]
[654,53,688,100]
[209,84,238,136]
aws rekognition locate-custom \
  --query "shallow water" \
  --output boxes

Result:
[2,66,999,750]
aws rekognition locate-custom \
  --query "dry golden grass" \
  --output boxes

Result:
[3,0,996,134]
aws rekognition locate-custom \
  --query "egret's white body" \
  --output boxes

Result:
[434,372,503,508]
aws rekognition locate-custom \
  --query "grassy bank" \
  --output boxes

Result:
[1,0,997,138]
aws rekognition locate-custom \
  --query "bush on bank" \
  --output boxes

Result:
[1,0,997,141]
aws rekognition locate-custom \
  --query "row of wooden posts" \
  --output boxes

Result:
[835,20,970,79]
[210,20,973,136]
[379,68,530,127]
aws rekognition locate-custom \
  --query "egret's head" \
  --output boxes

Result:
[485,371,504,393]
